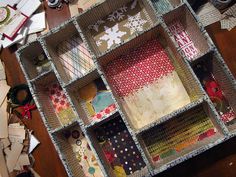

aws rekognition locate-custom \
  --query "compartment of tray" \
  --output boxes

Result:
[151,0,181,14]
[77,0,157,55]
[31,72,76,130]
[98,24,204,130]
[43,20,95,84]
[17,41,51,80]
[163,4,210,61]
[66,69,117,126]
[139,102,223,169]
[87,114,149,177]
[52,123,104,177]
[192,52,236,130]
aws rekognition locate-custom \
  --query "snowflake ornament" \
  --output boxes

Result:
[124,12,147,35]
[107,6,128,22]
[99,24,126,49]
[88,20,105,32]
[96,40,102,47]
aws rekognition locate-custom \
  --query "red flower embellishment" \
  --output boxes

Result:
[205,80,224,100]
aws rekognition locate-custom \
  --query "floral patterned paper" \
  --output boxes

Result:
[48,83,76,125]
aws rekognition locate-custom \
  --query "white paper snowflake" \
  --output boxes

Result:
[107,5,128,21]
[96,40,102,47]
[100,24,126,49]
[88,20,105,32]
[124,12,147,35]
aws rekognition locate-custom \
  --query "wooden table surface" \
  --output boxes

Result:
[1,2,236,177]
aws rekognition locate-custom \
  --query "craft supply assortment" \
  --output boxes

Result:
[15,0,236,177]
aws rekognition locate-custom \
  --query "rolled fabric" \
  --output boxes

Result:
[210,0,232,9]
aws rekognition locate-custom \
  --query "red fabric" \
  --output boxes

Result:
[104,39,174,97]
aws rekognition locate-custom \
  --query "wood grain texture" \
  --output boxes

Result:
[0,2,235,176]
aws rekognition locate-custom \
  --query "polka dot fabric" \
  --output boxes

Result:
[95,117,146,175]
[104,39,175,97]
[48,83,71,114]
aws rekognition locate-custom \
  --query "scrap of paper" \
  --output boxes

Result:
[196,2,225,27]
[221,17,236,31]
[0,61,5,80]
[28,134,40,154]
[223,3,236,17]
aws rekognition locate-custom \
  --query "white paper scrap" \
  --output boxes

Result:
[0,34,24,48]
[0,61,5,81]
[221,17,236,31]
[224,3,236,17]
[29,134,40,154]
[26,12,46,34]
[0,80,10,106]
[197,2,225,27]
[16,0,41,17]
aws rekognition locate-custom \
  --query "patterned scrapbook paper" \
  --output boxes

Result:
[104,38,190,129]
[48,83,76,125]
[142,107,217,162]
[94,117,146,176]
[105,39,175,97]
[78,78,116,123]
[88,0,152,53]
[57,36,94,81]
[65,127,103,177]
[168,21,199,61]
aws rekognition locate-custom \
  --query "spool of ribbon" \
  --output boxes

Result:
[210,0,232,9]
[47,0,62,8]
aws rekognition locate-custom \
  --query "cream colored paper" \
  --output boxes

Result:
[0,148,9,177]
[14,153,30,170]
[0,80,10,106]
[0,107,8,139]
[197,2,225,27]
[0,62,5,81]
[121,71,190,129]
[6,143,23,172]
